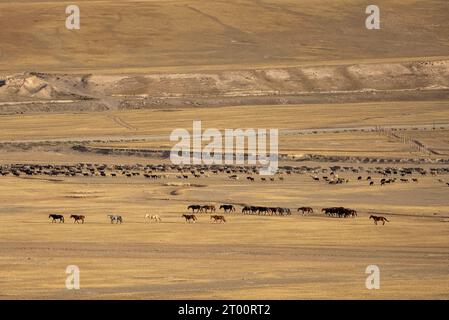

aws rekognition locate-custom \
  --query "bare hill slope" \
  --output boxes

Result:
[1,59,448,112]
[0,0,448,73]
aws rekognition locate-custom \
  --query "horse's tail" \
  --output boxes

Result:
[384,218,389,222]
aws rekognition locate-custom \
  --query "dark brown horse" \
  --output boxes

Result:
[210,215,226,223]
[201,205,216,213]
[370,215,389,225]
[70,214,85,224]
[182,214,197,223]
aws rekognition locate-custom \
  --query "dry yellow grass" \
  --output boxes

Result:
[1,0,449,73]
[0,169,448,299]
[0,0,448,300]
[0,101,448,140]
[0,100,448,299]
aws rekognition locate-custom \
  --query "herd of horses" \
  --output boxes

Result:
[48,204,387,225]
[184,204,389,224]
[241,206,291,215]
[321,207,357,218]
[2,163,447,184]
[187,204,236,213]
[188,204,315,216]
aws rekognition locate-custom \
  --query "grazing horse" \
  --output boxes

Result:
[210,215,226,223]
[49,214,64,223]
[108,215,123,224]
[220,204,235,213]
[298,207,313,215]
[187,205,201,213]
[369,215,389,225]
[70,214,85,224]
[144,213,161,222]
[182,214,197,223]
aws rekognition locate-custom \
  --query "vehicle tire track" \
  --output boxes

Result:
[184,4,255,45]
[108,115,137,131]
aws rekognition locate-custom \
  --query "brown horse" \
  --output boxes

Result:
[70,214,85,224]
[201,205,216,213]
[182,214,197,223]
[369,215,389,225]
[210,215,226,223]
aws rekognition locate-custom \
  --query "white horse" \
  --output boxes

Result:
[145,213,161,223]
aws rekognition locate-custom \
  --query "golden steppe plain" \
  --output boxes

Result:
[0,0,449,300]
[0,101,448,299]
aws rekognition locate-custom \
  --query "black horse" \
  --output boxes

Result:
[187,205,201,213]
[219,204,235,213]
[49,214,64,223]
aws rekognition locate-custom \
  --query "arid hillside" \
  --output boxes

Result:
[1,59,448,112]
[0,0,448,73]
